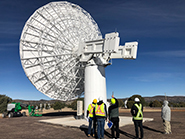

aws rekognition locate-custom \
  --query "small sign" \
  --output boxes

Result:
[107,121,113,128]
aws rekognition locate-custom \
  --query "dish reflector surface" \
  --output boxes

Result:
[20,1,102,100]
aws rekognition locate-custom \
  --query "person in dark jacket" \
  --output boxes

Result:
[131,97,143,139]
[108,95,120,139]
[93,96,107,139]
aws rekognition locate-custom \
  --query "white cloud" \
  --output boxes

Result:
[130,72,173,82]
[0,43,18,51]
[129,72,185,82]
[0,21,22,35]
[0,43,17,47]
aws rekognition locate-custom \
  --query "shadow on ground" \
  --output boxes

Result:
[79,126,136,139]
[119,129,136,138]
[80,127,88,137]
[42,112,76,117]
[143,125,163,134]
[104,130,112,138]
[80,127,113,138]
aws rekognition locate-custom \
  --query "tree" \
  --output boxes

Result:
[69,100,77,110]
[179,102,185,107]
[149,100,162,107]
[0,94,12,113]
[68,98,84,110]
[127,101,135,109]
[117,99,124,107]
[53,101,65,110]
[127,94,146,109]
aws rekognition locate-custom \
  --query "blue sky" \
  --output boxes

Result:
[0,0,185,100]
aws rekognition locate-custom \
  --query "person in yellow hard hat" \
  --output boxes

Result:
[86,99,97,137]
[93,96,107,139]
[108,95,120,139]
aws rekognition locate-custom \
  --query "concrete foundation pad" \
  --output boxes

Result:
[39,116,153,129]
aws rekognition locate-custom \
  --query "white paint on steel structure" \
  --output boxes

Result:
[84,61,107,117]
[20,1,102,100]
[20,1,138,117]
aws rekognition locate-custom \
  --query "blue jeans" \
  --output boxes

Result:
[88,117,95,134]
[97,118,105,139]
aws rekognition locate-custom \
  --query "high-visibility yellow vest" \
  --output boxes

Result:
[95,103,105,117]
[133,103,143,120]
[87,104,95,117]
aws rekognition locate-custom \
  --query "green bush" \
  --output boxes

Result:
[69,100,77,110]
[117,99,124,107]
[0,94,12,113]
[127,94,146,108]
[127,101,135,109]
[149,100,162,107]
[68,98,84,110]
[53,101,65,110]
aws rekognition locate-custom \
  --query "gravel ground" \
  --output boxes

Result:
[0,109,184,139]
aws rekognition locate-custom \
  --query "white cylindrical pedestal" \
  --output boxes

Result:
[84,64,107,118]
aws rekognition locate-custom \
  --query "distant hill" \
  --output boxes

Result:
[12,99,74,105]
[143,95,185,103]
[13,95,185,105]
[120,95,185,103]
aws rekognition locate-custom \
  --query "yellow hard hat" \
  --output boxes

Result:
[93,99,97,104]
[111,98,116,104]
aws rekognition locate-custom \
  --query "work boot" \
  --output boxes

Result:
[88,134,90,137]
[163,132,169,134]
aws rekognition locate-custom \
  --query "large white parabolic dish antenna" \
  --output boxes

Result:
[20,1,102,100]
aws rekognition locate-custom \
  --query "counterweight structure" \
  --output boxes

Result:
[19,1,138,117]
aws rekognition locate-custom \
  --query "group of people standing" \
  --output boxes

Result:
[86,96,172,139]
[86,95,119,139]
